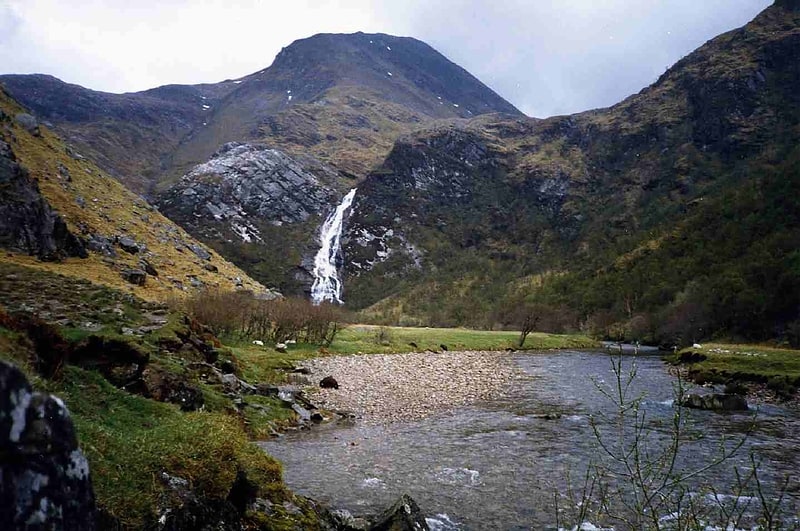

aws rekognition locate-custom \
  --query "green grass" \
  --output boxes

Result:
[675,343,800,397]
[56,367,288,528]
[227,324,597,384]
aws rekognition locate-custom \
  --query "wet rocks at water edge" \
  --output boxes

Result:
[0,361,97,530]
[681,393,749,411]
[369,494,429,531]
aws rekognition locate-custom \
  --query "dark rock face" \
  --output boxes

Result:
[681,393,749,411]
[0,139,87,261]
[116,235,141,254]
[136,367,204,412]
[368,494,429,531]
[0,361,97,530]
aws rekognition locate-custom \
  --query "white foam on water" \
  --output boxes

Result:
[360,477,386,489]
[426,513,461,530]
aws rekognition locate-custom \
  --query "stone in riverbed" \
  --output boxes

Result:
[681,393,748,411]
[320,376,339,389]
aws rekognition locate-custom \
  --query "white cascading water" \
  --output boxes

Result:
[311,188,357,304]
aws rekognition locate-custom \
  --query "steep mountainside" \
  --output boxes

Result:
[343,1,800,343]
[0,87,270,300]
[0,32,521,194]
[158,142,342,292]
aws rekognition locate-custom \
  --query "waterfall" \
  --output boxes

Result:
[311,188,357,304]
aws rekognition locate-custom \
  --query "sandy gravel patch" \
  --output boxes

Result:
[301,350,526,423]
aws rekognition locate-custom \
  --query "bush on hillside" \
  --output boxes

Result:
[182,290,344,346]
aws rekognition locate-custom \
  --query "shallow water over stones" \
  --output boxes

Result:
[261,351,800,530]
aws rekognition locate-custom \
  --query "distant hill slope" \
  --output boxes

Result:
[0,87,271,301]
[0,32,521,195]
[342,1,800,343]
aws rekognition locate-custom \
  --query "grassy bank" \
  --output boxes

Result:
[672,342,800,398]
[228,324,598,380]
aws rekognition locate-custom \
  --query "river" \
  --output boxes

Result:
[260,350,800,530]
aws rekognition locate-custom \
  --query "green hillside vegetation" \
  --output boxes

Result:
[0,87,268,301]
[345,2,800,347]
[533,150,800,346]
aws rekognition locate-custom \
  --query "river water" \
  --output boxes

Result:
[260,351,800,530]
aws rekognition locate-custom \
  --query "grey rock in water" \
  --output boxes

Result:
[0,360,97,530]
[0,140,87,261]
[368,494,429,531]
[681,393,748,411]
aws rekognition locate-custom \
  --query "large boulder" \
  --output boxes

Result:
[0,361,97,530]
[368,494,429,531]
[320,376,339,389]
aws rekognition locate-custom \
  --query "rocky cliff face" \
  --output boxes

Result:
[0,130,86,261]
[0,87,271,301]
[160,142,339,239]
[158,143,343,293]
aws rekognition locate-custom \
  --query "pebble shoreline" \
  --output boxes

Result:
[301,350,527,424]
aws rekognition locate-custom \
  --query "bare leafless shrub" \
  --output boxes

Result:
[184,290,344,345]
[181,289,253,337]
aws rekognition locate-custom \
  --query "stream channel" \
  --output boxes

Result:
[260,350,800,530]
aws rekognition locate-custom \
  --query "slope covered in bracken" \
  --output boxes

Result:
[0,87,269,301]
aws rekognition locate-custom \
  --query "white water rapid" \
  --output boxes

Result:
[311,188,357,304]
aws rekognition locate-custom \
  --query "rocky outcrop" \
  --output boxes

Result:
[681,393,749,412]
[159,142,338,242]
[158,142,343,294]
[368,494,429,531]
[0,139,87,261]
[0,361,97,530]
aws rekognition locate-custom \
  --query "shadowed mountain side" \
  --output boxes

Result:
[341,1,800,342]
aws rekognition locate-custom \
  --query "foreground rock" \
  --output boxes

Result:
[681,393,749,411]
[303,350,524,423]
[369,494,429,531]
[0,361,97,530]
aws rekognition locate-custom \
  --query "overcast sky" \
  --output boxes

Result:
[0,0,772,118]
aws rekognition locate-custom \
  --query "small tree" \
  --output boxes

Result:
[499,300,547,347]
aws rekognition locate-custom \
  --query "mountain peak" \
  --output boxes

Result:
[256,31,522,118]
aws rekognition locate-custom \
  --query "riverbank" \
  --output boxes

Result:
[301,350,528,423]
[671,342,800,402]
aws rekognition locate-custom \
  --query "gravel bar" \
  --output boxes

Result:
[301,350,527,424]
